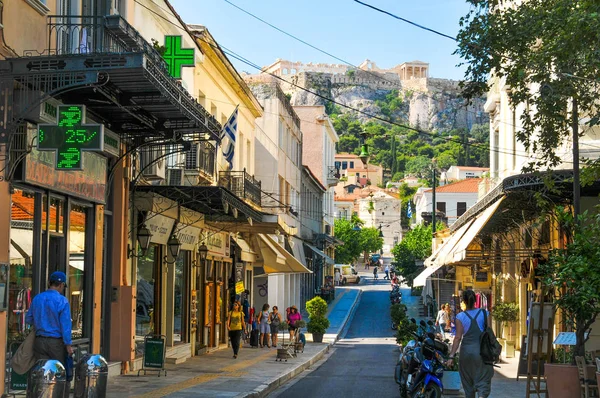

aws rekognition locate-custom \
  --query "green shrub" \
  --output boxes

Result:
[306,296,328,318]
[306,317,330,334]
[493,302,519,325]
[391,303,418,346]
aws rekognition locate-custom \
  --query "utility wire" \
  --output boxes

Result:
[352,0,457,42]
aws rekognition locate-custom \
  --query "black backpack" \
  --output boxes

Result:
[480,309,502,366]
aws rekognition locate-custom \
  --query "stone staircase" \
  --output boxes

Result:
[107,361,122,378]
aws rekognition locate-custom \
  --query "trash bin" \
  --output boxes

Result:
[73,354,108,398]
[26,359,67,398]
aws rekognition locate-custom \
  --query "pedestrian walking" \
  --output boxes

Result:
[435,304,449,339]
[287,305,302,341]
[241,290,251,342]
[384,264,390,280]
[256,303,271,348]
[26,271,73,368]
[447,290,494,398]
[269,306,283,347]
[373,265,378,280]
[227,301,245,359]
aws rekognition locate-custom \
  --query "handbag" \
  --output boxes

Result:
[11,328,36,375]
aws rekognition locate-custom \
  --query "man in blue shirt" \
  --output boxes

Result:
[25,271,73,366]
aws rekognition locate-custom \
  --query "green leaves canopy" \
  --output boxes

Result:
[334,218,383,264]
[456,0,600,172]
[391,223,435,286]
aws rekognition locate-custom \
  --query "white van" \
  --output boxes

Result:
[334,264,360,285]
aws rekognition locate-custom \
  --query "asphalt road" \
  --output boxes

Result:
[269,273,407,398]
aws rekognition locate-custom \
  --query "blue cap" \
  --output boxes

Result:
[50,271,67,286]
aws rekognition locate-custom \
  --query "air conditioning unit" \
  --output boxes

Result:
[185,143,200,170]
[140,146,166,180]
[167,168,185,185]
[166,145,185,169]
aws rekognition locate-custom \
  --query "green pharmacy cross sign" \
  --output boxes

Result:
[37,105,104,170]
[163,36,195,79]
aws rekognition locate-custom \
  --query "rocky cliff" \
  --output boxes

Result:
[251,70,488,131]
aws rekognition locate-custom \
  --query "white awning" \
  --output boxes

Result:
[304,243,335,265]
[430,219,476,267]
[450,197,505,264]
[257,234,312,273]
[232,236,257,262]
[413,263,443,287]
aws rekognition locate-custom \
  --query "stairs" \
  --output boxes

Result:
[165,343,192,365]
[107,361,122,378]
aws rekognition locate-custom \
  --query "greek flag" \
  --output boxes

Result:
[407,202,413,219]
[220,107,238,170]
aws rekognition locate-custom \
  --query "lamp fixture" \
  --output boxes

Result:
[127,224,153,259]
[164,235,181,265]
[378,224,384,238]
[358,130,370,166]
[192,243,209,269]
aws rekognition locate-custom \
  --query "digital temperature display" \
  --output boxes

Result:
[37,105,104,170]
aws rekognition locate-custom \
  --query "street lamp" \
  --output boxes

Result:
[198,243,208,263]
[127,224,152,258]
[359,130,370,166]
[164,235,181,264]
[431,158,437,236]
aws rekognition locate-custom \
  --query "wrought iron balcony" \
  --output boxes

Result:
[326,166,341,187]
[4,15,221,141]
[185,141,216,184]
[218,170,262,208]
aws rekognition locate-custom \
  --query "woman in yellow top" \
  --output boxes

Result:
[227,301,245,359]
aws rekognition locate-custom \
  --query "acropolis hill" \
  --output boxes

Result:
[244,59,487,131]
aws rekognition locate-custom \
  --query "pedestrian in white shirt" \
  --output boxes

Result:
[436,304,450,339]
[384,265,390,280]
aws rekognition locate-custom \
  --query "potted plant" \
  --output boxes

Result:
[492,302,519,358]
[390,304,417,347]
[538,208,600,397]
[306,296,330,343]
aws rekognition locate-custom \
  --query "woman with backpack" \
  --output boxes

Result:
[446,290,494,398]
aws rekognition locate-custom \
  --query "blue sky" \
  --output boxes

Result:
[170,0,470,81]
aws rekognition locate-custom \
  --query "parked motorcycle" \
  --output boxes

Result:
[395,319,449,398]
[390,285,402,305]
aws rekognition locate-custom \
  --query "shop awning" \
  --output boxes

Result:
[413,263,443,287]
[449,197,505,264]
[291,237,308,269]
[257,235,312,274]
[233,236,257,262]
[304,243,335,265]
[429,219,476,268]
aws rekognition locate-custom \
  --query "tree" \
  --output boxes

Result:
[333,218,363,264]
[405,156,433,180]
[391,224,435,286]
[360,227,384,255]
[538,208,600,361]
[436,151,457,171]
[337,135,360,154]
[456,0,600,172]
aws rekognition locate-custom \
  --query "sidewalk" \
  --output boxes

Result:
[106,287,361,398]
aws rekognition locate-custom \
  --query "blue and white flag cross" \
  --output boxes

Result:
[407,201,413,219]
[220,107,238,170]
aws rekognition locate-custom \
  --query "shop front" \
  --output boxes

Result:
[5,138,109,392]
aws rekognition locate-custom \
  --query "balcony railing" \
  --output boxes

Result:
[328,166,341,179]
[185,141,216,183]
[218,170,262,208]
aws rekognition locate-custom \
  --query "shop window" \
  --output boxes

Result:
[8,189,36,344]
[173,251,187,344]
[136,245,158,352]
[68,204,87,340]
[42,196,64,233]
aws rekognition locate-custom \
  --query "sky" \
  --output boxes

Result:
[169,0,471,81]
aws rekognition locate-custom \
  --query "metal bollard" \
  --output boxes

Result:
[73,354,108,398]
[26,359,67,398]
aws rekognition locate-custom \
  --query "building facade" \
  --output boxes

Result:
[414,179,481,226]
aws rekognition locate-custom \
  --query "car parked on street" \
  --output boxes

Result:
[334,264,360,285]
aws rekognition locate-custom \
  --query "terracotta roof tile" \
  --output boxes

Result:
[424,178,482,193]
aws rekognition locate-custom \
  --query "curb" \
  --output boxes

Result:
[242,288,363,398]
[241,344,330,398]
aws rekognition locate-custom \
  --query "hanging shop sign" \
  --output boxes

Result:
[24,142,107,203]
[145,212,176,245]
[37,105,104,170]
[175,225,201,251]
[200,229,229,257]
[162,36,195,79]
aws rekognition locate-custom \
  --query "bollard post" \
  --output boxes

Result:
[26,359,67,398]
[73,354,108,398]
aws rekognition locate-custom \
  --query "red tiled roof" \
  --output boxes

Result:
[424,178,482,193]
[12,192,85,228]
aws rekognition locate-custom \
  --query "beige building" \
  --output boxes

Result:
[335,153,384,187]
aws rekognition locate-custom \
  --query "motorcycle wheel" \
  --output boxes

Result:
[411,383,442,398]
[399,384,408,398]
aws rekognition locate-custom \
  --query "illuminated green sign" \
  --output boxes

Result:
[37,105,104,170]
[163,36,195,79]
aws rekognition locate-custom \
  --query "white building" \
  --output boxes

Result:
[414,179,481,226]
[445,166,489,181]
[251,82,311,313]
[356,190,401,257]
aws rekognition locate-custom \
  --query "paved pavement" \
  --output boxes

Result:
[106,287,361,398]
